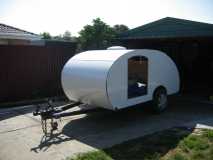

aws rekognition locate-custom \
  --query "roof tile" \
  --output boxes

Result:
[120,17,213,39]
[0,23,38,36]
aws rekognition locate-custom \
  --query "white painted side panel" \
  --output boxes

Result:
[148,50,180,96]
[107,50,180,110]
[106,56,126,108]
[61,59,113,109]
[107,51,151,109]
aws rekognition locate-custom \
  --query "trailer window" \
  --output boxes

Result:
[128,56,148,98]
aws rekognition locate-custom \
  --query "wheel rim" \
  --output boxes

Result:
[157,93,167,109]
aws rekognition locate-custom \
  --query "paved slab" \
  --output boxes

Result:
[0,96,213,160]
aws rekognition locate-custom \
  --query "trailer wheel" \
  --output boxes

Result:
[152,87,168,113]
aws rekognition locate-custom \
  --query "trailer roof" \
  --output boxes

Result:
[72,49,133,61]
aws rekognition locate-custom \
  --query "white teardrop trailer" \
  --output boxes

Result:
[34,47,180,134]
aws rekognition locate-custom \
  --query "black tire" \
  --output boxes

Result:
[152,87,168,113]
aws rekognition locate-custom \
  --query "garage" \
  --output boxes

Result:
[119,17,213,95]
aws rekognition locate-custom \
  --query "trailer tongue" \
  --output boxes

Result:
[33,101,102,135]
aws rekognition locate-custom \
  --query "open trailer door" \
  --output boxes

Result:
[128,56,148,99]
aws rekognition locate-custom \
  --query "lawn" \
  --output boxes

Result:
[68,127,213,160]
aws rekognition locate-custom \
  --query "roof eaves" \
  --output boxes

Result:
[0,23,39,36]
[120,17,170,37]
[120,34,213,40]
[0,32,42,40]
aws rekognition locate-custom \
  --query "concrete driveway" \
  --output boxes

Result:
[0,96,213,160]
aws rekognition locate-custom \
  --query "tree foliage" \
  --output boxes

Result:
[40,18,128,51]
[78,18,114,50]
[53,34,63,40]
[40,32,52,39]
[41,31,75,41]
[62,31,72,41]
[113,24,129,35]
[53,31,75,41]
[78,18,129,51]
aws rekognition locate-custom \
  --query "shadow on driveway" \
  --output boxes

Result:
[32,96,213,152]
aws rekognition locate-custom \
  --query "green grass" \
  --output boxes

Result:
[69,151,112,160]
[68,128,213,160]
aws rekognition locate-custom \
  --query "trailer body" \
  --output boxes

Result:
[61,49,180,110]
